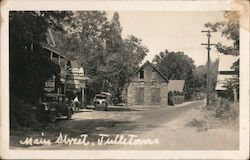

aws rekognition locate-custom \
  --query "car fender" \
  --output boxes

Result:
[68,108,74,114]
[49,108,56,112]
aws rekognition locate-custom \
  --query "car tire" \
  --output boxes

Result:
[67,110,72,120]
[49,111,56,122]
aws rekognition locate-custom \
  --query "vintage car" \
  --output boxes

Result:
[93,92,111,111]
[36,93,74,122]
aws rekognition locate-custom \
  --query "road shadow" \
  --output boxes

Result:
[73,110,93,113]
[86,106,145,112]
[10,117,162,149]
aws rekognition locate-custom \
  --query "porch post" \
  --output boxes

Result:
[233,88,237,103]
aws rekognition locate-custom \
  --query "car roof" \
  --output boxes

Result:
[95,94,107,97]
[44,93,65,97]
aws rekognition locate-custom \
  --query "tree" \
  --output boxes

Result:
[50,11,111,102]
[153,50,195,79]
[112,35,148,104]
[153,50,196,99]
[205,11,239,56]
[9,11,72,104]
[9,11,73,128]
[53,11,148,104]
[95,13,148,104]
[205,11,239,95]
[193,59,219,93]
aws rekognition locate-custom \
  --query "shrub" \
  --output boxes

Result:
[186,118,207,131]
[10,95,41,130]
[206,95,238,121]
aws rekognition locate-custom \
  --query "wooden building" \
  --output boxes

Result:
[41,29,71,96]
[42,29,90,107]
[66,61,89,107]
[168,80,185,105]
[215,55,239,102]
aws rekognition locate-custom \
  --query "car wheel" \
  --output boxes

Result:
[49,111,56,122]
[67,110,72,120]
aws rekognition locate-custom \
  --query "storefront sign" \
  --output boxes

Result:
[44,76,55,92]
[66,67,89,89]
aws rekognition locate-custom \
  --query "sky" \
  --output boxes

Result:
[108,11,233,67]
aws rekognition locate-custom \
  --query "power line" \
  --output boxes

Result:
[201,30,216,106]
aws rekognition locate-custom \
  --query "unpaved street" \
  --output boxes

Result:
[10,100,238,150]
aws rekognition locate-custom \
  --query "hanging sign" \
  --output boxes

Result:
[44,76,55,92]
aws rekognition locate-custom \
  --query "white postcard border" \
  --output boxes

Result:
[1,0,249,159]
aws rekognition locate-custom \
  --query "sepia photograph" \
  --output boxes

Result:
[1,0,249,159]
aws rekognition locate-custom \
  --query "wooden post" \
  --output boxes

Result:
[81,88,85,108]
[58,56,61,65]
[50,51,53,60]
[173,91,175,105]
[201,30,216,106]
[233,89,237,103]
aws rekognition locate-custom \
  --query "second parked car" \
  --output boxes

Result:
[93,92,111,111]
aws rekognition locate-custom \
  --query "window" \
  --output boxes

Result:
[139,70,144,79]
[152,71,157,80]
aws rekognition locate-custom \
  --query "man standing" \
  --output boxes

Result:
[74,96,80,111]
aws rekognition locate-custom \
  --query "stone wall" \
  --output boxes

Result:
[127,81,168,106]
[127,82,143,106]
[144,82,151,105]
[160,83,168,106]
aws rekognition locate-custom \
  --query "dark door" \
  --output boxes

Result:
[151,88,160,105]
[135,87,144,105]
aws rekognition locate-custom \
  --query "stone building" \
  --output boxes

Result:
[127,61,169,106]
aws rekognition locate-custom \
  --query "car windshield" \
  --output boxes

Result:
[43,96,58,102]
[95,96,106,99]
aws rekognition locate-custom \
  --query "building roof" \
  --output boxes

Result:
[41,28,69,61]
[218,54,239,71]
[42,45,68,60]
[168,80,185,92]
[131,61,169,82]
[45,28,56,47]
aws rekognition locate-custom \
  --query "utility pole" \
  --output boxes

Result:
[201,30,216,106]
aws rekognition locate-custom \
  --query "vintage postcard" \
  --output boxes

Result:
[0,0,249,159]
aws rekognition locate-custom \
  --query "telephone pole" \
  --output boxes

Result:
[201,30,216,106]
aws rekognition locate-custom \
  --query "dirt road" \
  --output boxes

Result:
[10,101,238,150]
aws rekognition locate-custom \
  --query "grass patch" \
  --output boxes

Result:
[185,118,208,132]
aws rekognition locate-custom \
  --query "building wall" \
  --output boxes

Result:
[127,82,168,106]
[132,65,166,83]
[127,64,168,106]
[160,83,168,105]
[42,47,70,95]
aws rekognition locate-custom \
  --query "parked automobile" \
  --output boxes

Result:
[93,92,111,111]
[36,93,74,122]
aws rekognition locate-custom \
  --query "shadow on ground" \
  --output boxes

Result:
[86,106,145,112]
[10,117,161,148]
